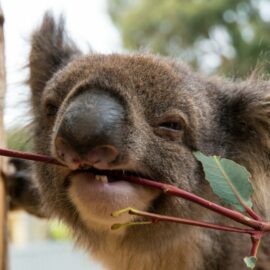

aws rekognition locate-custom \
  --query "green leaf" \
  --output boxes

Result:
[193,151,253,212]
[244,256,257,269]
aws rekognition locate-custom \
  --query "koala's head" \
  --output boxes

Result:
[29,14,227,242]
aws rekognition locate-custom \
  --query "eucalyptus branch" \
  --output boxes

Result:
[250,234,262,257]
[243,234,263,269]
[111,207,256,234]
[1,147,269,269]
[116,175,270,232]
[0,147,269,233]
[0,148,62,166]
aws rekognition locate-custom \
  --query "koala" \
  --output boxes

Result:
[7,13,270,270]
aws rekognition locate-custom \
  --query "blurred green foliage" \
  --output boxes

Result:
[108,0,270,76]
[49,220,71,241]
[6,127,32,151]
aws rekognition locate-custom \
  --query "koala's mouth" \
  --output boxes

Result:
[67,167,149,185]
[67,167,160,228]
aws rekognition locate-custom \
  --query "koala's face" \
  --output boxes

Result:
[24,14,270,270]
[32,53,218,235]
[27,15,232,244]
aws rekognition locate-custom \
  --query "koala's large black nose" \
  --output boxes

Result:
[54,90,126,170]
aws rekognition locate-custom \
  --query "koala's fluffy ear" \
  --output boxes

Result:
[223,83,270,150]
[246,90,270,149]
[28,12,80,98]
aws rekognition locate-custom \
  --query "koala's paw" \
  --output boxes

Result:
[6,159,44,217]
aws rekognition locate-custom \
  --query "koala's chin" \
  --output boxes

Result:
[68,171,160,231]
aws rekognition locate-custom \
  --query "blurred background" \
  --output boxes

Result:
[2,0,270,269]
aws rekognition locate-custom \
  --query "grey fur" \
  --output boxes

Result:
[8,13,270,270]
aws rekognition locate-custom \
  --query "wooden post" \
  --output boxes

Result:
[0,6,7,270]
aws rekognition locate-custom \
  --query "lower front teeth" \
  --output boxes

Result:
[95,175,108,183]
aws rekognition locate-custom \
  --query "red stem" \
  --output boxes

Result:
[0,148,62,166]
[245,208,262,221]
[250,233,262,257]
[121,175,268,231]
[128,209,256,234]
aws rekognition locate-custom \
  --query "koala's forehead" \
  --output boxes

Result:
[45,54,192,110]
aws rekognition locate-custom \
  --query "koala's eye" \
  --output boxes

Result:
[159,121,183,131]
[45,101,58,117]
[154,114,186,140]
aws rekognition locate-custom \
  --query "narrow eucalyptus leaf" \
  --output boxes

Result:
[193,151,253,212]
[244,256,257,269]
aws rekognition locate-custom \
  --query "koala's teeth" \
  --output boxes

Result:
[95,175,108,183]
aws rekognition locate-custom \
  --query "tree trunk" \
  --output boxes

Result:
[0,6,8,270]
